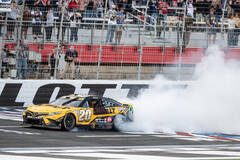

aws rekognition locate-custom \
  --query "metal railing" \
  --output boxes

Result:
[0,20,239,80]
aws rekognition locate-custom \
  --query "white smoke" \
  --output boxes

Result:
[122,45,240,134]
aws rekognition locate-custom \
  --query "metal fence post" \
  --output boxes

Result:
[96,46,102,80]
[138,45,143,80]
[221,0,227,41]
[54,6,65,79]
[144,0,149,31]
[177,0,189,81]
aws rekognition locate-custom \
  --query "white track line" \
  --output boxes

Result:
[0,129,41,135]
[77,135,141,138]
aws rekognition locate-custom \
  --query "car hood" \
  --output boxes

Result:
[27,104,70,113]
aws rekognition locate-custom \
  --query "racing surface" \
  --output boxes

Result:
[1,108,240,160]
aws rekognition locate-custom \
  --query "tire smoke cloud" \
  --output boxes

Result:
[121,45,240,134]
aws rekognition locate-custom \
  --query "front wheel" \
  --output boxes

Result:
[61,114,76,131]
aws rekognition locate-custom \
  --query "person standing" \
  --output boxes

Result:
[96,0,104,17]
[1,45,11,78]
[206,8,219,44]
[58,45,65,73]
[60,46,78,79]
[233,13,240,46]
[148,0,158,26]
[70,9,80,42]
[105,4,117,43]
[186,0,194,18]
[16,40,29,79]
[49,49,58,79]
[57,7,70,41]
[7,1,20,40]
[115,8,125,45]
[159,0,168,22]
[45,8,54,41]
[31,7,43,40]
[21,6,31,40]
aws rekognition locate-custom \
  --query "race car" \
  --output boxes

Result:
[23,94,133,131]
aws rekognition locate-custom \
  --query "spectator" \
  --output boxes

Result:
[70,9,81,42]
[79,0,87,17]
[1,45,12,78]
[206,8,219,44]
[233,13,240,46]
[230,0,240,14]
[68,0,79,10]
[34,0,51,7]
[172,0,177,7]
[0,13,4,37]
[49,49,58,79]
[148,0,158,25]
[228,14,236,47]
[202,0,212,15]
[105,4,117,43]
[58,0,68,9]
[58,45,65,73]
[16,40,29,79]
[119,0,132,13]
[194,0,205,15]
[159,0,169,22]
[210,0,222,16]
[34,0,51,12]
[177,0,184,7]
[186,0,194,18]
[86,0,96,18]
[57,7,70,41]
[96,0,104,17]
[31,7,43,41]
[6,1,20,40]
[21,6,31,40]
[60,46,78,79]
[115,8,125,44]
[45,8,54,41]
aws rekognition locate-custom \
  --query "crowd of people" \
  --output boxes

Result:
[0,41,80,80]
[2,0,240,42]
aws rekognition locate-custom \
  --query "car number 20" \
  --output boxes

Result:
[78,109,91,122]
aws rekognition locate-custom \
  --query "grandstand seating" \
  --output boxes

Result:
[5,43,240,64]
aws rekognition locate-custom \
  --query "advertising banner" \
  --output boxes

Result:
[0,80,188,107]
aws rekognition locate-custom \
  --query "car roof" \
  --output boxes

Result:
[61,94,99,99]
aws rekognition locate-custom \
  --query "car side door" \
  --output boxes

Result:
[76,98,94,125]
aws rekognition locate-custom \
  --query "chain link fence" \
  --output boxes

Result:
[0,0,239,80]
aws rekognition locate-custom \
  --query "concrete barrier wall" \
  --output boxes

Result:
[0,80,189,107]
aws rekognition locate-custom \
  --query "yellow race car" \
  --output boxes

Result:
[23,94,133,131]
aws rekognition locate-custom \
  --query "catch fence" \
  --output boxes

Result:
[0,1,240,80]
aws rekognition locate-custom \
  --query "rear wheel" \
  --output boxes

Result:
[113,114,126,131]
[61,114,76,131]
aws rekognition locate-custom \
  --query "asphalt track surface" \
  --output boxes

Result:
[1,109,240,159]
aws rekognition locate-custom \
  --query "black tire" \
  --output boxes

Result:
[61,114,76,131]
[113,114,126,131]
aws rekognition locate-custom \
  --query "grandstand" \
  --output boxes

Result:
[0,0,240,80]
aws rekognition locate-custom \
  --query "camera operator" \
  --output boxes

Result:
[60,46,78,79]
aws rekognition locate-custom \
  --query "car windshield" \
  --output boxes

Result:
[65,100,83,107]
[50,98,83,107]
[50,98,70,105]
